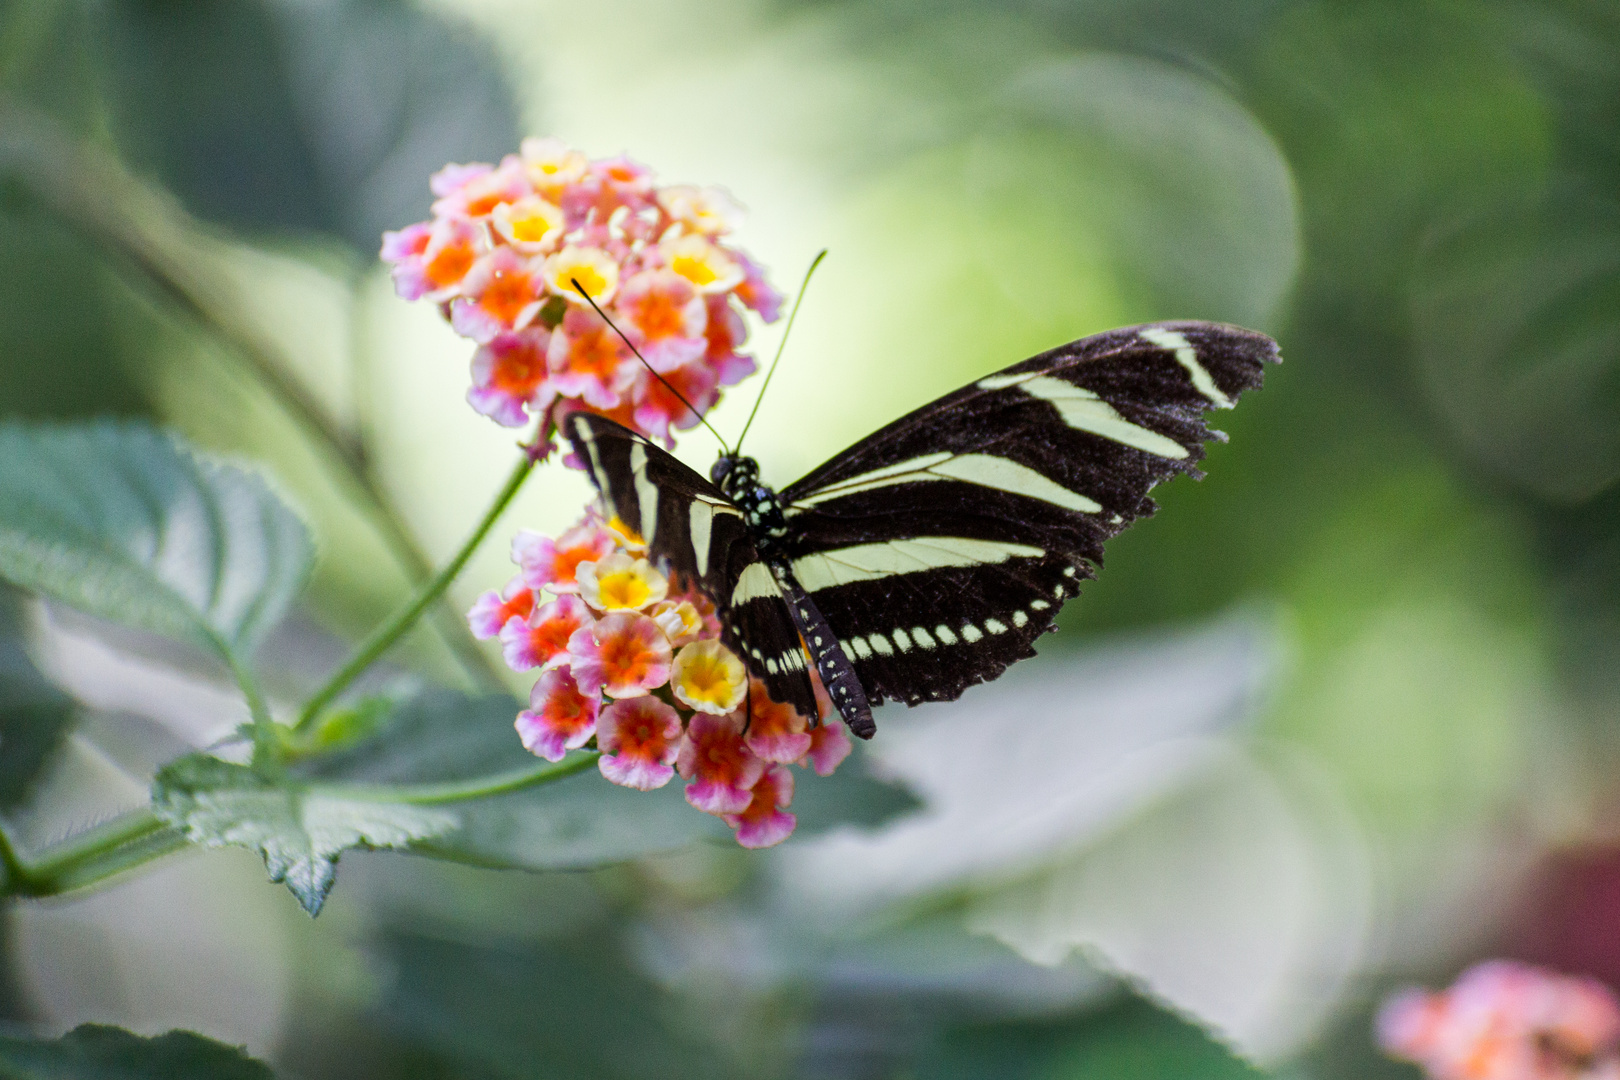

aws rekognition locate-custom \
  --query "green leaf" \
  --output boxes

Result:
[304,689,918,871]
[0,587,73,810]
[0,420,313,662]
[152,755,457,916]
[921,995,1267,1080]
[0,1023,274,1079]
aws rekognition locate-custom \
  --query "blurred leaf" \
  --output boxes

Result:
[920,994,1266,1080]
[0,588,73,810]
[371,929,738,1080]
[990,52,1301,327]
[1413,185,1620,504]
[0,1023,274,1079]
[304,689,919,870]
[152,754,457,916]
[95,0,523,251]
[0,420,313,663]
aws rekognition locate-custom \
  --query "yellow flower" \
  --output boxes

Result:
[649,600,705,647]
[545,246,621,305]
[670,640,748,715]
[492,196,566,253]
[657,185,744,236]
[659,234,744,294]
[576,552,668,612]
[520,136,588,194]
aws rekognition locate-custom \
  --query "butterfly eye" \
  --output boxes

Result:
[710,457,734,487]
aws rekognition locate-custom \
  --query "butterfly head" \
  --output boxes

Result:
[710,454,761,501]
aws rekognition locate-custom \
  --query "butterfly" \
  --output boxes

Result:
[562,321,1278,739]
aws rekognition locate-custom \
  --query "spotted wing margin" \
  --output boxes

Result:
[776,321,1278,707]
[560,413,820,718]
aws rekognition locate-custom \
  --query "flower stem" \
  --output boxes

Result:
[0,810,189,899]
[332,751,601,806]
[296,451,535,733]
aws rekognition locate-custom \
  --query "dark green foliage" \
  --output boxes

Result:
[0,1024,274,1079]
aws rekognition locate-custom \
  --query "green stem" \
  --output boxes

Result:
[296,451,536,732]
[1,810,189,899]
[334,751,600,806]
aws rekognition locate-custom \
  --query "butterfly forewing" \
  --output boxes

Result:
[775,321,1277,710]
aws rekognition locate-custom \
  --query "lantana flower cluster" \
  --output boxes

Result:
[1379,961,1620,1080]
[467,510,851,848]
[380,138,784,448]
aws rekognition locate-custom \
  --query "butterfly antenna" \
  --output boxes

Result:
[569,278,731,454]
[734,248,827,455]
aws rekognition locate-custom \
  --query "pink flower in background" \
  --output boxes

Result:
[677,711,764,815]
[500,594,592,672]
[597,696,682,789]
[382,139,780,449]
[1378,960,1620,1080]
[466,577,534,640]
[467,330,553,427]
[512,522,615,593]
[567,612,671,698]
[516,668,599,762]
[725,764,796,848]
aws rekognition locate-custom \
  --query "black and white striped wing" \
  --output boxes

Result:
[776,321,1278,708]
[561,413,822,718]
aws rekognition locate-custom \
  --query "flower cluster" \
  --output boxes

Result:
[1379,961,1620,1080]
[381,139,784,448]
[468,510,851,848]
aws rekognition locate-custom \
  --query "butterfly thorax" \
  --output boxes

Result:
[712,454,787,552]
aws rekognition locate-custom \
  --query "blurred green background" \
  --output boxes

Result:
[1,0,1618,1076]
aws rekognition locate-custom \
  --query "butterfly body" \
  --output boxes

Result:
[564,320,1279,740]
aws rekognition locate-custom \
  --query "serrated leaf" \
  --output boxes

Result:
[0,1023,274,1079]
[0,420,312,661]
[153,755,457,915]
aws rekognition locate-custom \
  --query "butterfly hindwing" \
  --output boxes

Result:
[776,321,1277,708]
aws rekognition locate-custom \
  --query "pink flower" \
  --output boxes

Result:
[743,680,812,764]
[1378,960,1620,1080]
[515,668,599,762]
[467,329,554,427]
[548,307,635,410]
[431,156,529,219]
[591,155,656,210]
[702,295,757,387]
[567,612,672,698]
[631,361,719,445]
[733,251,784,322]
[677,711,764,815]
[724,763,796,848]
[597,696,682,789]
[500,594,592,672]
[389,216,484,302]
[380,221,432,265]
[467,576,535,639]
[451,247,548,343]
[614,269,707,372]
[804,719,853,776]
[429,161,494,198]
[512,522,615,593]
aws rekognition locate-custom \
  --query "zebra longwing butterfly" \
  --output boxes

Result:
[563,321,1278,739]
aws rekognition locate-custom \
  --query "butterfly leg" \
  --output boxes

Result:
[772,565,876,739]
